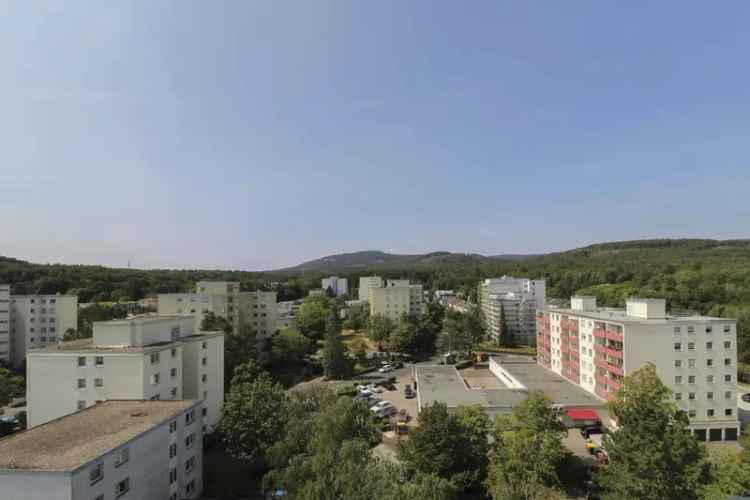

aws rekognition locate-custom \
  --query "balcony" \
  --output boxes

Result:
[608,363,624,377]
[608,378,622,392]
[595,385,611,400]
[595,373,609,386]
[594,356,608,370]
[606,329,624,343]
[593,328,607,340]
[594,344,608,355]
[606,347,623,359]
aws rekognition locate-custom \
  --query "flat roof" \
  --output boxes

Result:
[29,331,223,355]
[95,313,195,325]
[0,400,199,471]
[543,307,734,324]
[415,356,604,413]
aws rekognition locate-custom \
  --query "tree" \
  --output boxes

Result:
[0,368,23,407]
[298,295,332,340]
[201,312,233,334]
[367,314,395,350]
[224,325,260,387]
[441,312,472,354]
[398,402,490,492]
[219,363,288,463]
[486,391,568,500]
[321,313,354,379]
[350,338,368,366]
[701,448,750,499]
[463,305,487,346]
[594,363,708,500]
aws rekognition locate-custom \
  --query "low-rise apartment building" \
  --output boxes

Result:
[0,399,203,500]
[27,315,224,432]
[0,285,79,367]
[321,276,349,297]
[369,281,424,321]
[478,277,545,346]
[358,276,384,301]
[537,297,740,442]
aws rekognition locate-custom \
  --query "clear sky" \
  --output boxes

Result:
[1,2,749,270]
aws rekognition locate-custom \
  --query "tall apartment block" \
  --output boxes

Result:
[358,276,384,301]
[478,277,546,346]
[0,400,204,500]
[369,280,425,321]
[26,315,224,432]
[321,276,349,297]
[158,281,277,337]
[0,285,78,367]
[537,297,740,442]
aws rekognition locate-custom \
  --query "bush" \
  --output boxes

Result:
[337,386,358,397]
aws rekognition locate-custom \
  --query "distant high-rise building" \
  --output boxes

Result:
[478,277,546,345]
[358,276,384,301]
[369,280,424,320]
[321,276,348,297]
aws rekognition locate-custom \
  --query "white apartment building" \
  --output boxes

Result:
[478,277,546,346]
[358,276,384,301]
[0,399,203,500]
[321,276,349,297]
[537,297,740,442]
[27,315,224,432]
[158,281,277,337]
[0,285,9,365]
[369,282,424,321]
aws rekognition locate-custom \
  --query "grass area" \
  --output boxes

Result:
[475,342,536,356]
[341,329,377,350]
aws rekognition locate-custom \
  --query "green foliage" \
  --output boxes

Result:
[321,313,354,379]
[298,295,333,340]
[219,363,287,463]
[367,314,396,348]
[486,391,568,500]
[594,364,708,500]
[76,303,129,338]
[200,311,233,334]
[0,368,23,407]
[701,448,750,499]
[398,402,490,492]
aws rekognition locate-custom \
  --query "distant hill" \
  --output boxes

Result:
[275,250,536,273]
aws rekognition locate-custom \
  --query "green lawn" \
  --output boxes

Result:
[341,329,377,350]
[475,342,536,356]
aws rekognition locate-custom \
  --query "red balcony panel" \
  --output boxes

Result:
[593,328,607,339]
[595,385,612,401]
[594,357,608,369]
[608,378,622,392]
[606,330,624,343]
[595,373,609,386]
[594,344,608,354]
[608,364,624,377]
[606,347,623,359]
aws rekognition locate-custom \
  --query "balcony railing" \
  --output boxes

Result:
[593,328,607,339]
[606,347,623,360]
[595,385,611,400]
[608,363,624,377]
[594,356,608,370]
[594,344,608,354]
[608,378,622,392]
[606,329,624,343]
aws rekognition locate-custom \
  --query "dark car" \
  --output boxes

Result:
[580,425,605,439]
[404,384,416,399]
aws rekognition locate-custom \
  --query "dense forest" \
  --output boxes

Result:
[1,238,749,358]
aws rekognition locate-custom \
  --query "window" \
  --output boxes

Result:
[150,394,160,400]
[170,467,177,484]
[675,392,682,400]
[724,341,732,349]
[724,325,731,333]
[707,392,714,400]
[675,376,683,384]
[77,400,86,410]
[725,358,732,366]
[725,391,732,400]
[169,443,177,458]
[115,478,130,498]
[150,352,160,364]
[201,374,207,383]
[202,341,207,350]
[688,375,696,384]
[688,359,696,368]
[171,348,177,358]
[170,367,178,378]
[707,375,714,383]
[185,409,195,425]
[726,408,733,416]
[725,374,732,383]
[185,456,195,472]
[95,356,104,366]
[89,463,103,485]
[169,420,177,433]
[688,342,695,351]
[77,378,87,389]
[185,433,195,448]
[170,387,177,398]
[707,359,714,367]
[706,325,713,333]
[706,342,713,350]
[77,356,86,367]
[95,378,104,388]
[202,357,207,366]
[186,479,196,496]
[688,326,695,334]
[689,392,696,400]
[688,409,696,417]
[115,447,129,467]
[707,409,715,417]
[202,407,207,416]
[151,374,160,385]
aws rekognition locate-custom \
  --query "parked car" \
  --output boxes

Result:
[367,398,382,408]
[404,384,415,399]
[580,424,605,439]
[379,364,394,373]
[392,361,404,369]
[366,384,382,393]
[371,401,396,417]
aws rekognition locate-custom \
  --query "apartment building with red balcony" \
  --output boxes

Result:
[536,296,740,442]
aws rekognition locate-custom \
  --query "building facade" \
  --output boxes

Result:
[0,285,9,365]
[478,277,545,346]
[27,315,224,432]
[369,282,424,321]
[358,276,384,301]
[537,297,740,442]
[0,400,203,500]
[321,276,348,297]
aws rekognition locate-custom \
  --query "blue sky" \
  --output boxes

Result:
[1,2,749,270]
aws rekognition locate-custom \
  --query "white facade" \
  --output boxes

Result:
[358,276,384,301]
[321,276,349,297]
[27,315,224,432]
[0,400,203,500]
[0,288,79,367]
[478,277,546,346]
[537,297,740,442]
[238,291,278,337]
[0,285,9,365]
[369,283,424,320]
